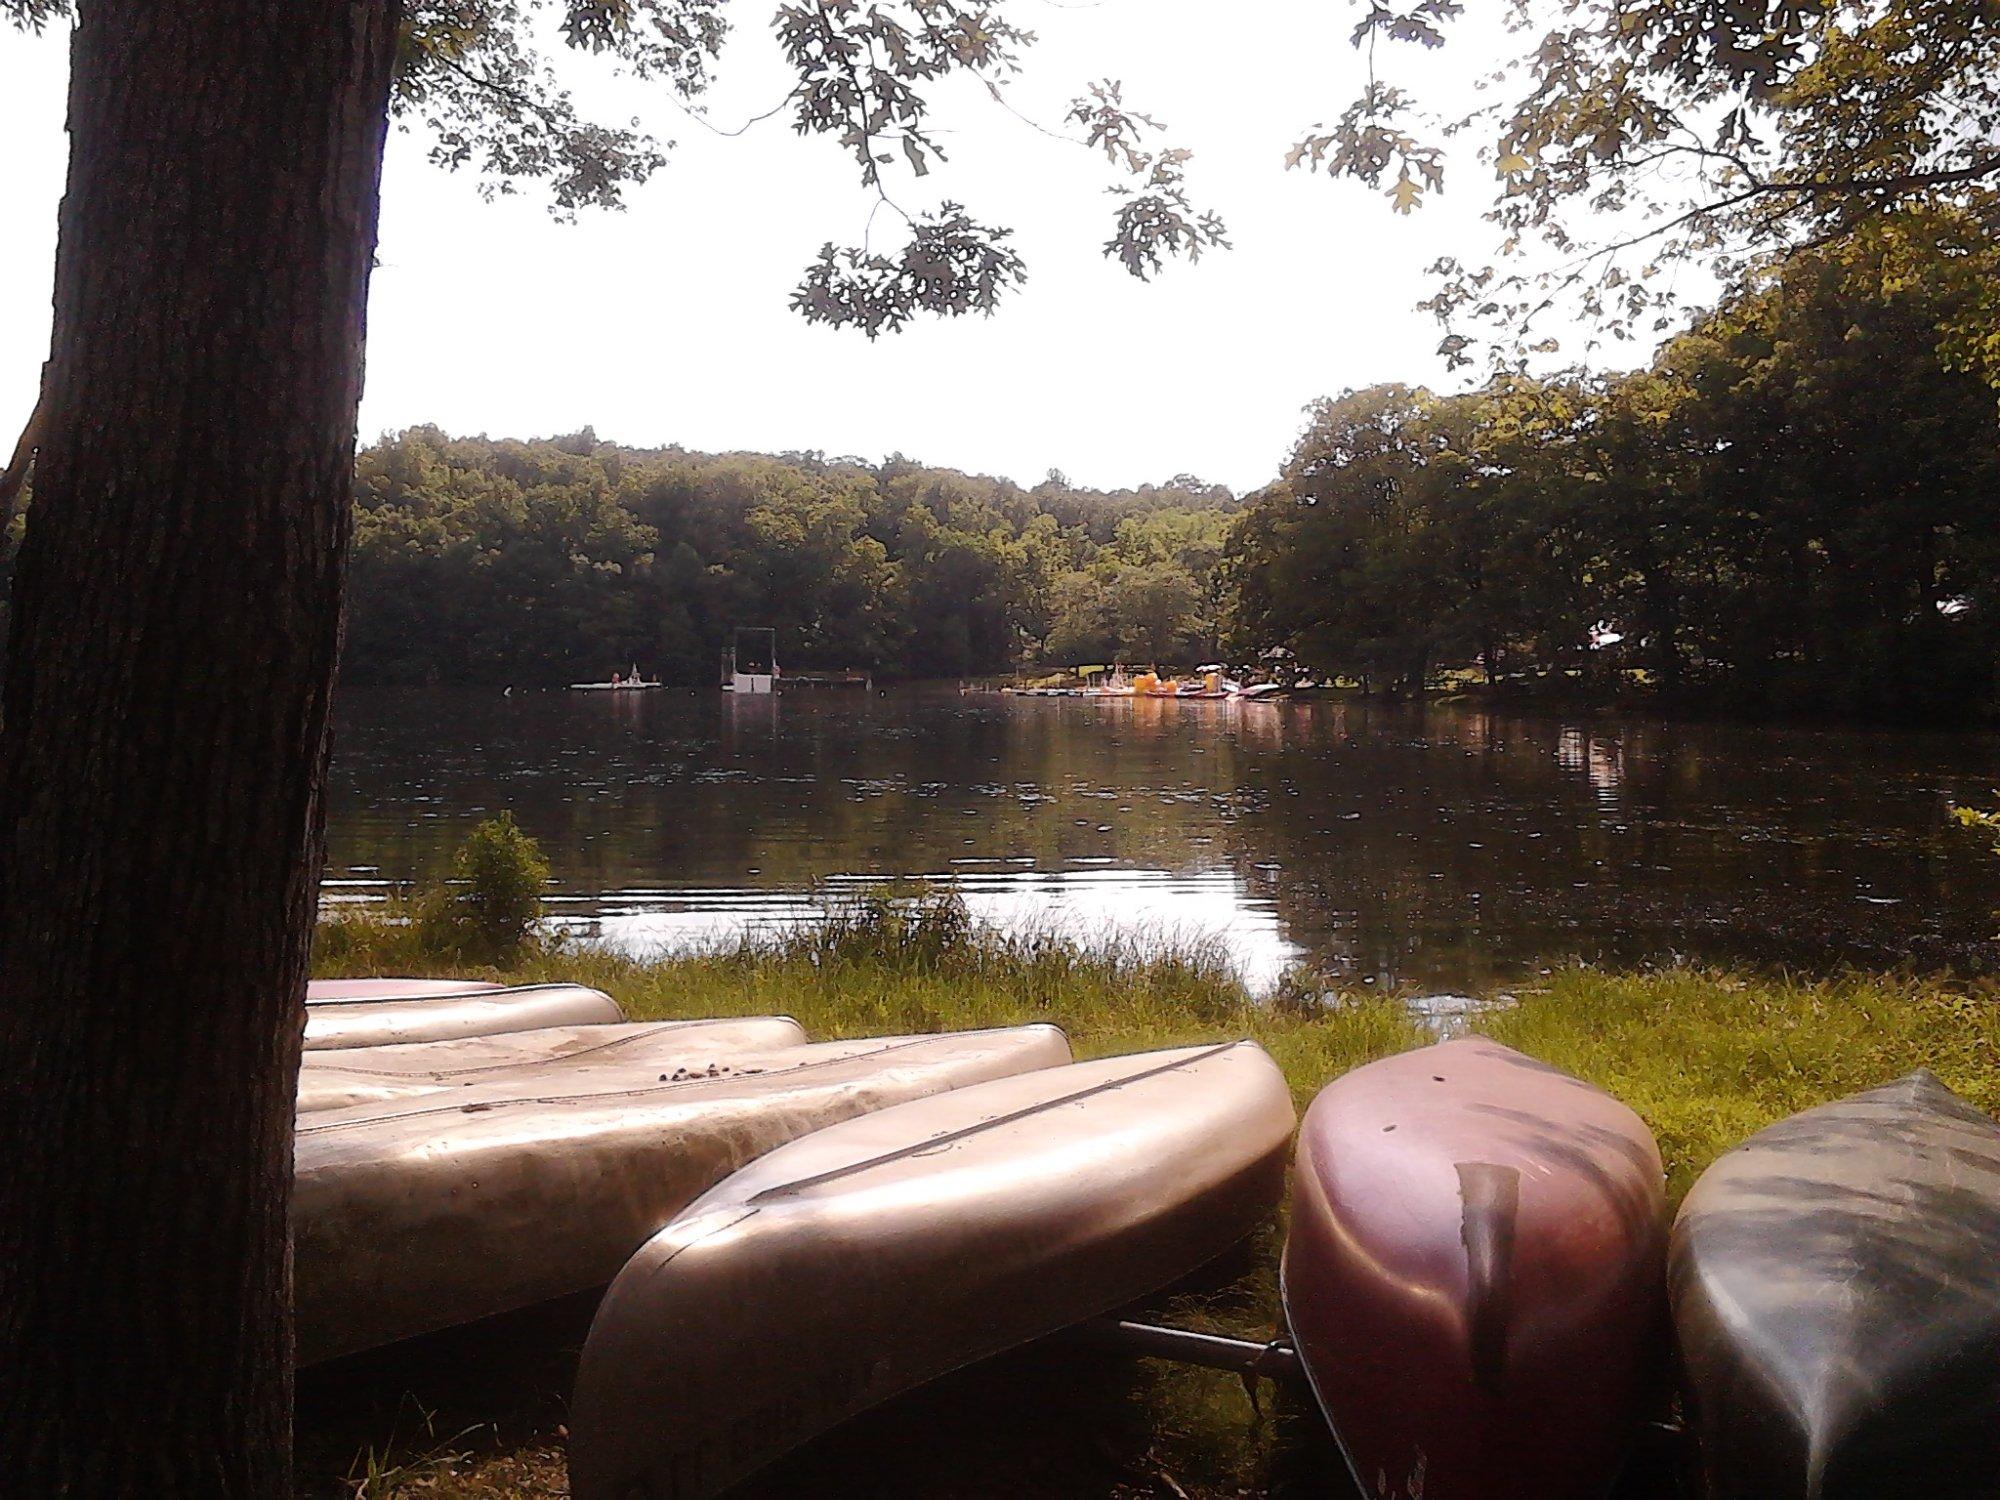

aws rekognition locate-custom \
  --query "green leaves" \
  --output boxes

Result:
[0,0,67,29]
[1951,802,2000,860]
[1314,0,2000,370]
[342,428,1244,685]
[1287,82,1446,211]
[791,203,1028,337]
[774,1,1030,190]
[382,1,1240,329]
[396,1,679,216]
[1067,80,1229,279]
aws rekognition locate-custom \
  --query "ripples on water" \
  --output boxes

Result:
[325,687,2000,992]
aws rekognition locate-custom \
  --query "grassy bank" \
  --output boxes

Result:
[304,904,2000,1497]
[313,895,1428,1119]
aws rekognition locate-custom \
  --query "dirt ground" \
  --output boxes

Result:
[296,1282,1686,1499]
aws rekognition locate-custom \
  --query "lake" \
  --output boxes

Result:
[326,687,2000,992]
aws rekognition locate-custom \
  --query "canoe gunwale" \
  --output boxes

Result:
[304,981,585,1009]
[302,1016,804,1081]
[1277,1258,1373,1495]
[297,1027,1063,1137]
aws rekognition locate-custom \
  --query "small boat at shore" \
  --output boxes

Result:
[567,1040,1295,1500]
[571,664,662,691]
[301,982,623,1050]
[1672,1071,2000,1498]
[298,1016,808,1112]
[1283,1037,1666,1500]
[293,1025,1070,1363]
[308,977,504,1002]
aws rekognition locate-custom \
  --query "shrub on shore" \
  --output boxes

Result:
[319,815,551,968]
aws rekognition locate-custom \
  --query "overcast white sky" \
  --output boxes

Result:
[0,4,1658,493]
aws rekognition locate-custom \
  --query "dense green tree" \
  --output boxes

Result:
[1226,221,2000,721]
[1226,384,1472,693]
[339,428,1239,684]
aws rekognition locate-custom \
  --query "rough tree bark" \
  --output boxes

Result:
[0,2,400,1492]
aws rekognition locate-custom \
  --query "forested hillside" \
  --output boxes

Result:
[1226,216,2000,722]
[344,436,1238,684]
[5,219,1993,721]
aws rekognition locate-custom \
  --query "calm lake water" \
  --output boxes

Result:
[326,687,2000,992]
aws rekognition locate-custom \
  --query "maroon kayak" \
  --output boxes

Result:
[1282,1037,1667,1499]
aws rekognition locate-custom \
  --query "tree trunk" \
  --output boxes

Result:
[0,2,399,1492]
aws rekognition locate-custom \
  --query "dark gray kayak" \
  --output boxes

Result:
[1672,1071,2000,1498]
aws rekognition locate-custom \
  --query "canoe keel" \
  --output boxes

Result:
[1283,1037,1668,1500]
[1457,1161,1521,1397]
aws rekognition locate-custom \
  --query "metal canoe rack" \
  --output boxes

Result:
[1075,1317,1302,1383]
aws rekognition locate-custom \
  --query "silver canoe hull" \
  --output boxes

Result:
[568,1039,1296,1500]
[300,982,624,1050]
[293,1025,1071,1363]
[307,978,505,1003]
[297,1017,809,1112]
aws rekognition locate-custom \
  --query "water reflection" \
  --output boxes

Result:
[1558,727,1626,811]
[540,867,1303,992]
[325,687,2000,992]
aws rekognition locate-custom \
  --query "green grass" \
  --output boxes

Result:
[314,894,1425,1118]
[1483,965,2000,1200]
[306,901,2000,1497]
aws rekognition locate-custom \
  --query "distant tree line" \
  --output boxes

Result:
[5,222,1992,723]
[342,434,1239,685]
[1225,216,2000,723]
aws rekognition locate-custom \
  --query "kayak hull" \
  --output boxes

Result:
[293,1025,1070,1362]
[307,978,504,1003]
[300,982,623,1050]
[1672,1071,2000,1499]
[568,1040,1296,1500]
[297,1016,808,1112]
[1283,1037,1666,1500]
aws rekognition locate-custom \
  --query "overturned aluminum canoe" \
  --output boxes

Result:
[1283,1037,1667,1500]
[308,978,505,1002]
[298,1017,809,1112]
[293,1025,1071,1363]
[1673,1071,2000,1499]
[300,982,623,1050]
[568,1039,1296,1500]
